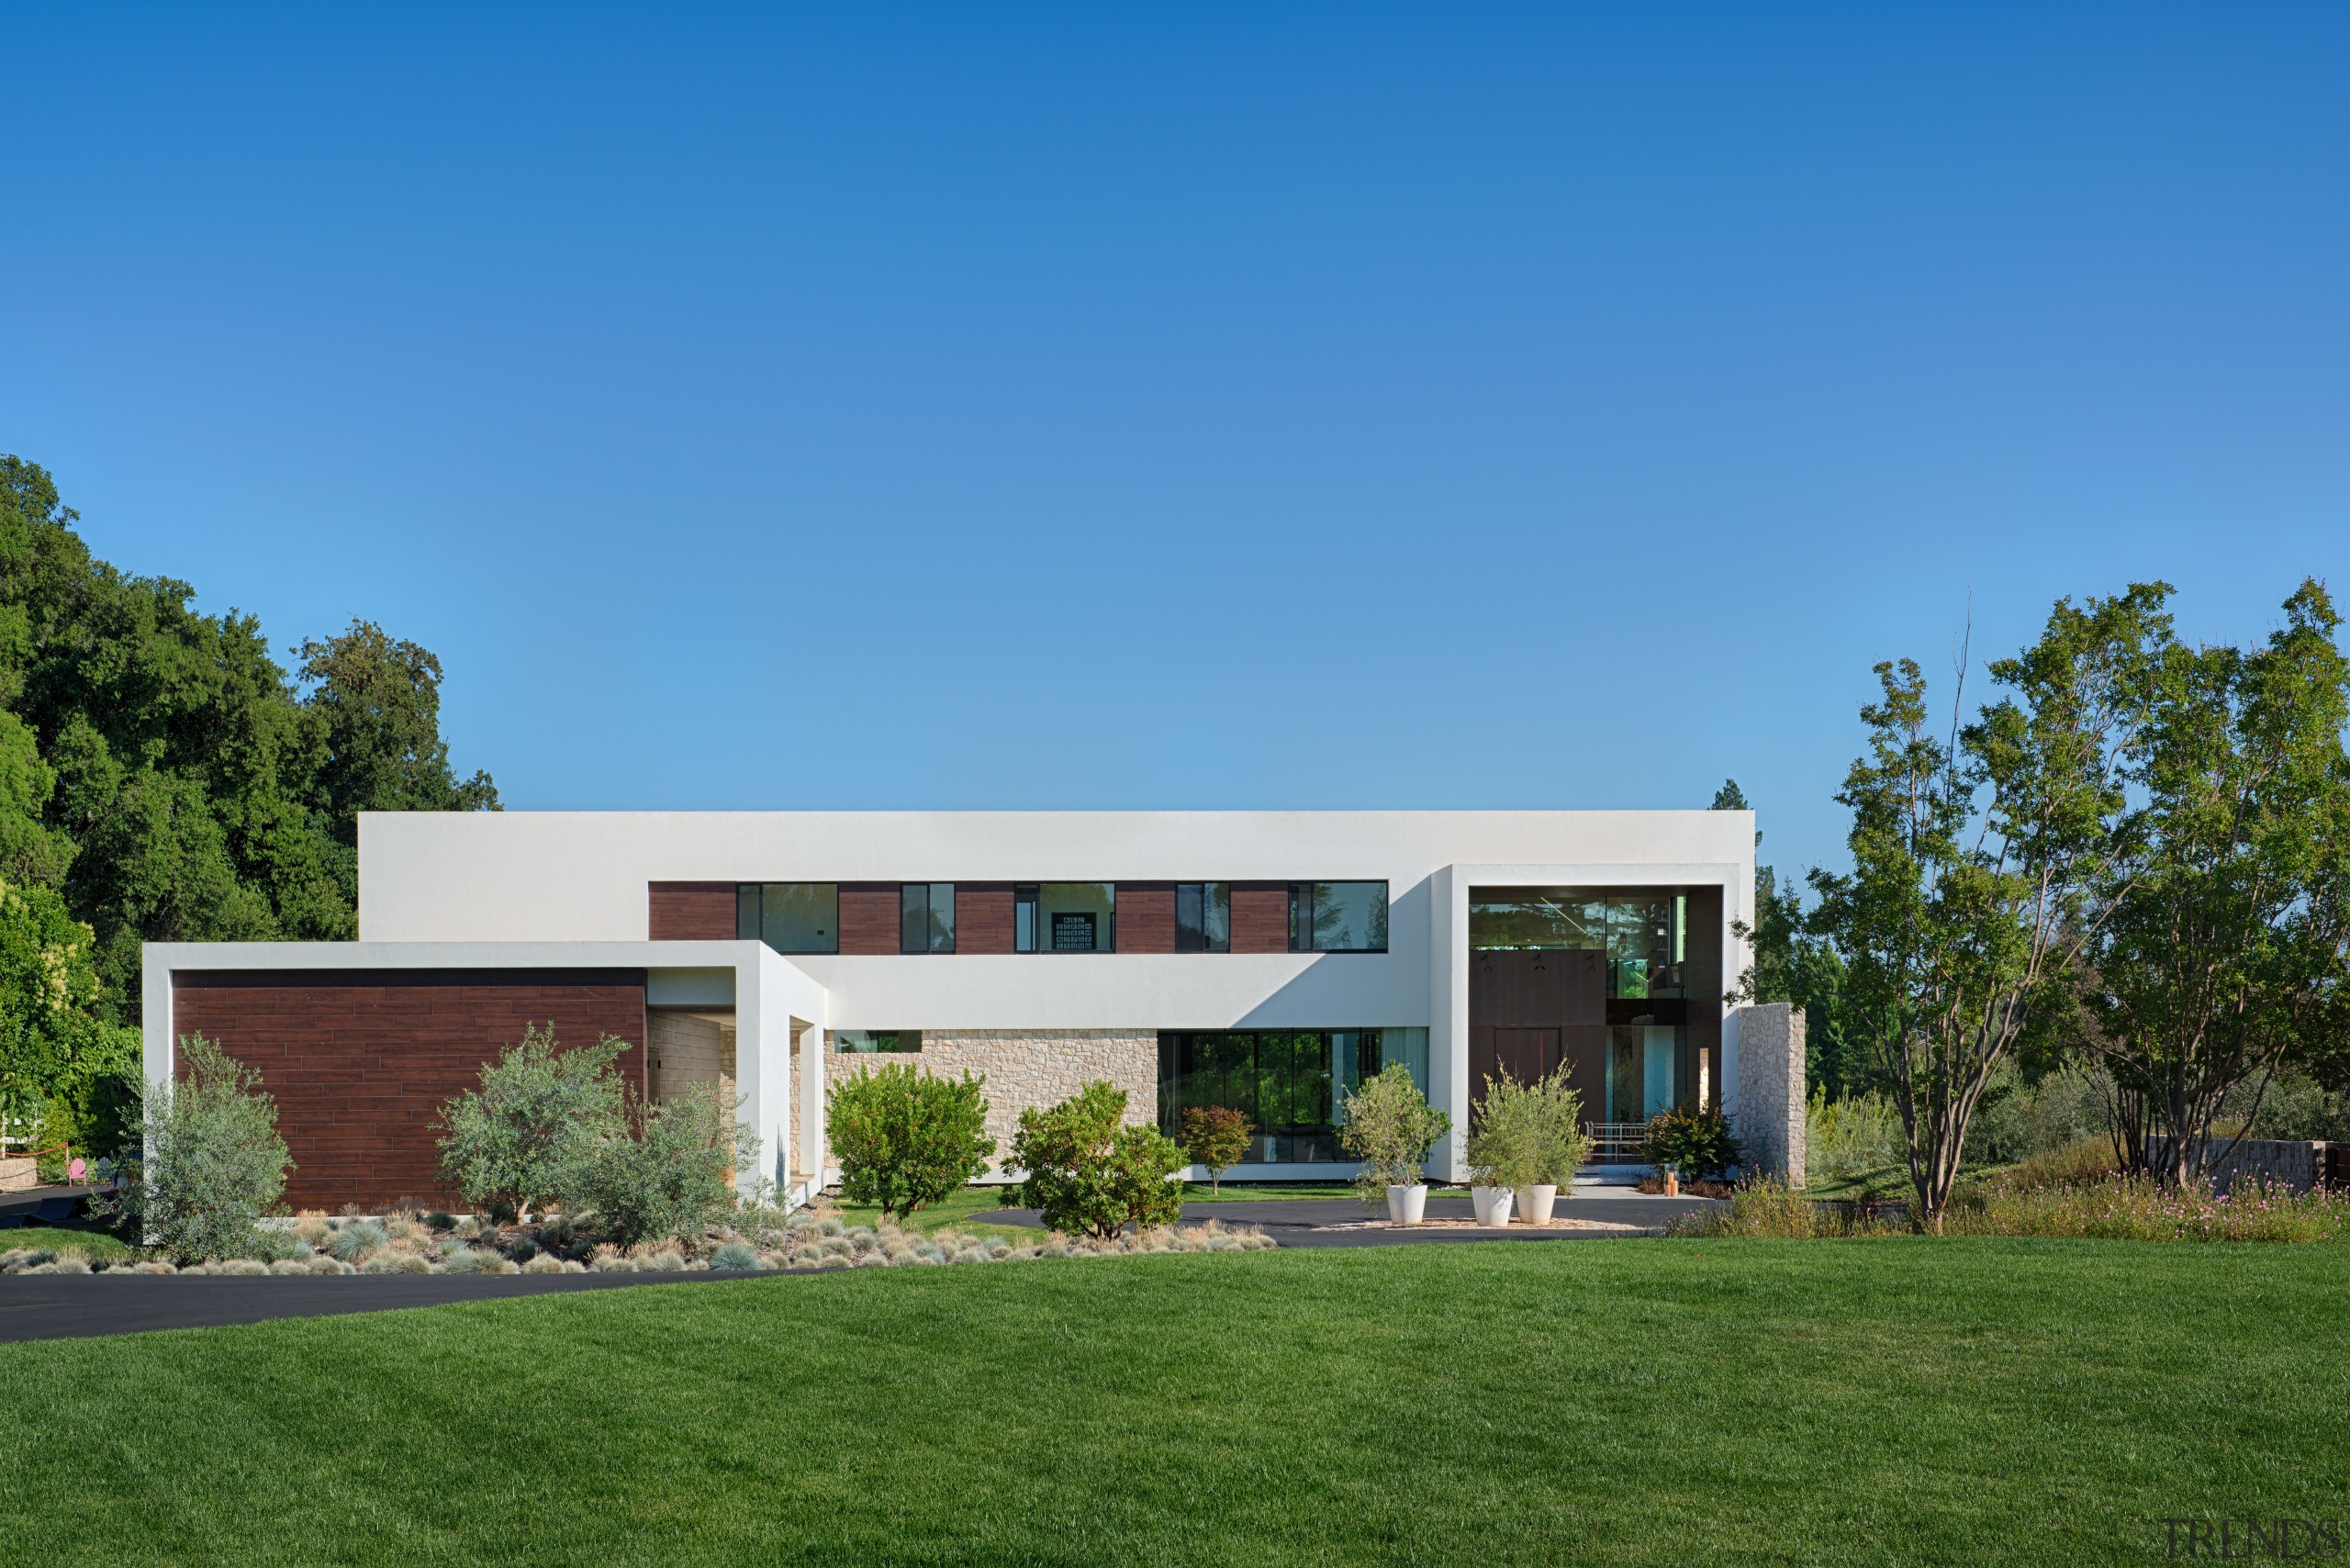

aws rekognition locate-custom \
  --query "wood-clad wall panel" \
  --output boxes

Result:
[648,881,737,940]
[172,969,647,1214]
[837,884,901,955]
[956,883,1015,954]
[1230,883,1289,954]
[1115,883,1176,954]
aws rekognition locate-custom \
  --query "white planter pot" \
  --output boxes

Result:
[1471,1185,1515,1226]
[1515,1183,1559,1225]
[1386,1183,1427,1225]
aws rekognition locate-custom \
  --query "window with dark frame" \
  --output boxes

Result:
[900,883,955,954]
[1288,882,1389,952]
[1175,883,1231,952]
[736,883,839,954]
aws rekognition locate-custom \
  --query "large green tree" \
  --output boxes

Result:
[0,454,498,1145]
[2081,581,2350,1183]
[1807,587,2169,1230]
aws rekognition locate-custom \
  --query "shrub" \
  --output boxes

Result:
[1338,1065,1451,1211]
[1640,1105,1742,1180]
[569,1081,757,1248]
[1466,1072,1545,1190]
[825,1062,995,1221]
[1806,1089,1903,1183]
[98,1035,293,1264]
[433,1024,625,1223]
[2000,1134,2121,1191]
[1010,1081,1185,1240]
[1178,1105,1253,1196]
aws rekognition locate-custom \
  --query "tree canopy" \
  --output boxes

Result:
[0,454,498,1155]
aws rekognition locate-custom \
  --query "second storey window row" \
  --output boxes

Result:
[733,881,1388,956]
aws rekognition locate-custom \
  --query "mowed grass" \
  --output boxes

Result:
[2,1240,2346,1566]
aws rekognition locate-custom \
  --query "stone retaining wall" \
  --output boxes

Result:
[823,1029,1158,1176]
[1734,1002,1807,1185]
[2146,1135,2333,1195]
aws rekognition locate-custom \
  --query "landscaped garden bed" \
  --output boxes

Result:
[0,1205,1275,1276]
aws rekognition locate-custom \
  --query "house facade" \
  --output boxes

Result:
[141,810,1798,1211]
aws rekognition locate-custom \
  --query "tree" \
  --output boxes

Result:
[0,455,498,1022]
[1009,1081,1185,1240]
[2081,581,2350,1184]
[434,1024,625,1222]
[1178,1104,1252,1196]
[1337,1063,1451,1210]
[1808,587,2167,1231]
[826,1062,996,1220]
[102,1034,292,1263]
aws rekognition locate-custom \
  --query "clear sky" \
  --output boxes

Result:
[6,5,2345,881]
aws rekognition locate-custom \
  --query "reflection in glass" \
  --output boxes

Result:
[833,1030,920,1053]
[1606,1025,1684,1120]
[1035,883,1114,952]
[1291,882,1390,952]
[1158,1029,1416,1163]
[900,883,956,954]
[1470,888,1690,1000]
[1175,883,1231,952]
[737,883,839,954]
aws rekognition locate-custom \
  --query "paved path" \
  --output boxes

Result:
[975,1193,1723,1246]
[0,1271,755,1345]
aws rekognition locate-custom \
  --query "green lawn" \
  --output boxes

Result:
[2,1240,2344,1565]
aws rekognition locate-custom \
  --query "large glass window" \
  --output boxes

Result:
[900,883,955,954]
[737,883,839,954]
[1470,888,1687,1000]
[833,1030,921,1053]
[1175,883,1231,952]
[1606,1025,1683,1121]
[1289,882,1389,952]
[1016,883,1115,952]
[1158,1028,1427,1162]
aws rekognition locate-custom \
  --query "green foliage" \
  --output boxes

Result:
[0,455,498,1027]
[1966,1060,2107,1165]
[0,873,140,1162]
[100,1035,292,1263]
[1465,1073,1546,1189]
[433,1024,625,1223]
[1639,1105,1742,1180]
[1337,1063,1451,1208]
[1807,584,2172,1229]
[569,1081,758,1248]
[1805,1089,1904,1184]
[2080,580,2350,1184]
[1009,1081,1184,1240]
[1177,1104,1252,1195]
[825,1062,996,1220]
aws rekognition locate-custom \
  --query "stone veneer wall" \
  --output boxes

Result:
[823,1029,1158,1177]
[1734,1002,1807,1185]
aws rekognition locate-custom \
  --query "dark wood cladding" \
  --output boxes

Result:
[1468,949,1606,1127]
[837,884,901,955]
[1230,883,1289,954]
[173,969,647,1214]
[1115,883,1176,954]
[648,881,737,940]
[956,883,1015,954]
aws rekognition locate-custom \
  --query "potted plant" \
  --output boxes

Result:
[1465,1072,1543,1226]
[1518,1066,1591,1226]
[1339,1065,1450,1224]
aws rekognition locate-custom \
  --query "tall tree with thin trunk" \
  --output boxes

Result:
[1809,586,2167,1230]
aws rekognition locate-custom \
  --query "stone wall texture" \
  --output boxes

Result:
[2146,1136,2333,1195]
[1735,1002,1807,1185]
[823,1029,1158,1176]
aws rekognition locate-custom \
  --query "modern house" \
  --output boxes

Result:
[141,810,1803,1212]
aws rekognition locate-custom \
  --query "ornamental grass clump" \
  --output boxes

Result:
[327,1219,387,1263]
[1950,1172,2350,1242]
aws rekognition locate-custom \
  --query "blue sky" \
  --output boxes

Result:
[6,5,2346,880]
